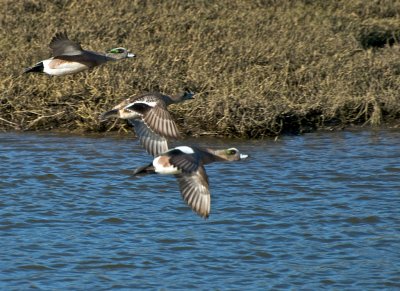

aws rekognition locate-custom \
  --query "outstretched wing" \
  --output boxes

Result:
[130,119,169,157]
[49,32,84,57]
[127,102,181,139]
[168,150,200,173]
[176,166,211,218]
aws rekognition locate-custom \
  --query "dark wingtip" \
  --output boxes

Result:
[52,31,69,42]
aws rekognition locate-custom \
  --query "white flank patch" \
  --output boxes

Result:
[174,146,195,154]
[153,156,182,175]
[42,58,88,76]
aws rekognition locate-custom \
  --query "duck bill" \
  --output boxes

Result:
[240,154,249,159]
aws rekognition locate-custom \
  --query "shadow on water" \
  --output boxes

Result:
[0,129,400,289]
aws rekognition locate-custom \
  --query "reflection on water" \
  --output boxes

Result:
[0,129,399,289]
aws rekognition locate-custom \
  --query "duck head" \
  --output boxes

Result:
[106,47,136,59]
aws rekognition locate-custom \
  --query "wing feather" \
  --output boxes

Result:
[169,153,199,173]
[118,97,181,140]
[175,167,211,218]
[142,106,181,139]
[130,120,169,157]
[49,32,84,57]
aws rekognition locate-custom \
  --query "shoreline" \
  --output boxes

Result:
[1,120,399,140]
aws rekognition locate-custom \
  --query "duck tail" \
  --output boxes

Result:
[24,62,44,74]
[99,109,119,121]
[132,163,155,176]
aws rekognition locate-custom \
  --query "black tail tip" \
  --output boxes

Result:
[24,62,44,74]
[132,164,155,176]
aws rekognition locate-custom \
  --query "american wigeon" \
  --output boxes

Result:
[132,146,248,218]
[24,32,135,76]
[100,91,195,157]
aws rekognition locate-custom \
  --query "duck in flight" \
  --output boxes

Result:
[132,146,248,219]
[100,91,195,157]
[24,32,135,76]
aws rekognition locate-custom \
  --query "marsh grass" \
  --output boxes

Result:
[1,0,400,137]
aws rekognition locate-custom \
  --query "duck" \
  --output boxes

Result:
[132,146,248,219]
[100,91,195,157]
[24,32,135,76]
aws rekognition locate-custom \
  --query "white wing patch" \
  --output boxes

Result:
[175,146,195,154]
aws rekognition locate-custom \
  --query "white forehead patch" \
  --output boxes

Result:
[175,146,195,154]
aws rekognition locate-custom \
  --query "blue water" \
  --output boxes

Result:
[0,129,399,290]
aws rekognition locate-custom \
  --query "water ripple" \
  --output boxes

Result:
[0,130,399,289]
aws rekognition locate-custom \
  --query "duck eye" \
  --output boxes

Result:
[226,149,237,155]
[110,48,124,54]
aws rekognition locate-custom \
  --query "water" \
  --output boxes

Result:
[0,129,399,290]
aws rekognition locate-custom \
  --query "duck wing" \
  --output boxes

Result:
[130,119,169,157]
[176,166,210,218]
[167,150,200,173]
[126,102,181,139]
[49,32,84,57]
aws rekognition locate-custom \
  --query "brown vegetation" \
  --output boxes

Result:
[1,0,400,138]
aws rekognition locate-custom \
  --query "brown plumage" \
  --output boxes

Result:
[100,92,195,157]
[24,32,135,76]
[132,146,248,218]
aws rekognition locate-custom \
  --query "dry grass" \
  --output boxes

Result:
[1,0,400,137]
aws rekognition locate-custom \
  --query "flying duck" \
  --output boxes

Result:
[100,91,195,157]
[132,146,248,218]
[24,32,135,76]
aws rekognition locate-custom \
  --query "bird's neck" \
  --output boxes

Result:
[202,149,227,164]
